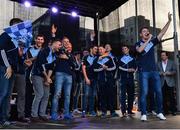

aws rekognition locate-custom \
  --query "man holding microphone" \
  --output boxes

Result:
[135,13,172,121]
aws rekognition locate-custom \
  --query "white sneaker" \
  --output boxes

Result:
[157,113,166,120]
[73,109,82,114]
[140,115,147,121]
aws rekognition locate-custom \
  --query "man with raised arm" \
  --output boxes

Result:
[135,13,172,121]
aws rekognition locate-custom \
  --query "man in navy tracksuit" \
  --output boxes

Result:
[105,44,118,111]
[10,45,30,122]
[81,45,98,117]
[118,45,136,116]
[24,34,44,118]
[0,18,23,126]
[93,46,119,118]
[31,39,61,122]
[72,52,83,114]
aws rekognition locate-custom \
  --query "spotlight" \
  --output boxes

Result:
[24,1,31,8]
[51,7,58,13]
[71,11,77,17]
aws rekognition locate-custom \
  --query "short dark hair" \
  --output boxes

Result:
[35,34,45,39]
[51,39,61,44]
[62,36,69,40]
[9,18,23,26]
[121,44,129,49]
[48,38,61,46]
[161,51,168,56]
[139,26,150,33]
[98,45,105,48]
[90,45,97,50]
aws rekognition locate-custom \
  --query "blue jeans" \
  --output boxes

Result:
[51,72,72,116]
[139,71,163,115]
[82,80,97,112]
[0,66,13,122]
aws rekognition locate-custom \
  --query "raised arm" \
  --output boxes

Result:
[157,12,172,41]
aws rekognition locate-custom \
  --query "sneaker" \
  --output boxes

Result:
[81,111,86,118]
[31,117,42,122]
[122,113,127,117]
[39,116,49,121]
[111,112,119,117]
[64,114,73,120]
[18,117,30,123]
[73,109,82,114]
[128,111,135,115]
[1,121,12,127]
[51,113,60,121]
[68,112,73,118]
[157,113,166,120]
[89,111,97,117]
[101,112,107,118]
[141,115,147,121]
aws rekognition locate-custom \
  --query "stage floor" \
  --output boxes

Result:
[2,111,180,129]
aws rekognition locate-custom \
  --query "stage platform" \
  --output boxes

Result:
[2,111,180,129]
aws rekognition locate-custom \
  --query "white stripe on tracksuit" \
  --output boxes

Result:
[1,49,10,67]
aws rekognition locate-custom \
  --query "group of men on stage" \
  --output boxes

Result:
[0,12,177,126]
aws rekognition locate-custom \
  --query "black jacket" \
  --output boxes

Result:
[32,47,55,77]
[0,32,18,70]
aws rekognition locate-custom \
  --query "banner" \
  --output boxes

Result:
[4,20,32,48]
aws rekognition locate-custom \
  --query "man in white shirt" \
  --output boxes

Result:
[158,51,176,115]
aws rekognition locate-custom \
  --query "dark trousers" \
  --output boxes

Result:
[12,74,26,118]
[73,82,82,110]
[70,73,76,112]
[98,80,116,114]
[120,79,134,114]
[162,81,176,114]
[25,69,34,117]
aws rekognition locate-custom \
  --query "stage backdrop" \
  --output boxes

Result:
[33,11,79,51]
